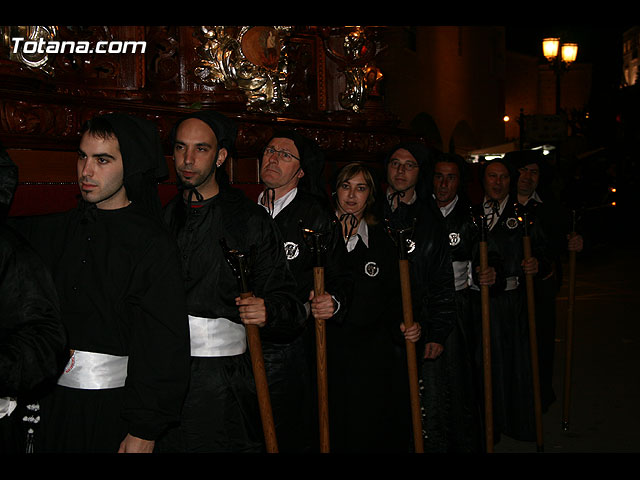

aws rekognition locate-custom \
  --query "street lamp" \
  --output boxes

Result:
[542,37,578,114]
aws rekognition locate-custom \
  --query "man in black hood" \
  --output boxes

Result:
[382,141,438,227]
[0,143,67,453]
[256,129,352,452]
[470,156,549,444]
[159,112,305,453]
[506,149,583,412]
[378,142,457,451]
[418,151,499,452]
[10,114,191,453]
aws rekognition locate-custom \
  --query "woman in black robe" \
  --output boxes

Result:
[326,162,421,452]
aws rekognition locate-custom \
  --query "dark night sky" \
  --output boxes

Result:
[505,24,633,85]
[505,24,635,111]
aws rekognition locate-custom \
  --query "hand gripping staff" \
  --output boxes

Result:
[562,210,578,432]
[301,224,334,453]
[384,219,424,453]
[473,212,494,452]
[220,238,278,453]
[519,210,544,452]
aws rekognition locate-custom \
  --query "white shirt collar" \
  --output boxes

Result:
[521,190,543,205]
[435,194,458,218]
[258,187,298,218]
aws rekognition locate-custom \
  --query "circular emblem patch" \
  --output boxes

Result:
[364,261,379,277]
[284,241,299,260]
[64,350,76,374]
[449,232,460,246]
[406,239,416,254]
[506,217,519,230]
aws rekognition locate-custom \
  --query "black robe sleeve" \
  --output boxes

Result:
[10,207,191,441]
[273,191,354,325]
[243,204,308,343]
[163,188,306,345]
[121,228,191,440]
[0,225,67,397]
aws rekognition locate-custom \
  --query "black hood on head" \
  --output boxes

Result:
[384,141,438,199]
[503,149,553,195]
[264,129,328,202]
[430,151,469,199]
[94,113,167,220]
[170,110,238,155]
[480,156,518,198]
[170,110,238,194]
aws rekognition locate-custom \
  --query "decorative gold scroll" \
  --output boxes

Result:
[195,26,292,114]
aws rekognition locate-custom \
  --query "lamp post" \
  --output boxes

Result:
[542,37,578,114]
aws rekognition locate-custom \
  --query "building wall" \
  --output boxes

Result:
[378,26,506,155]
[504,49,592,144]
[622,26,639,86]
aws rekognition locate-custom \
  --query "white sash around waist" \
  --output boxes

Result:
[0,397,17,419]
[505,276,520,291]
[470,275,520,292]
[453,260,472,291]
[188,315,246,357]
[58,350,128,390]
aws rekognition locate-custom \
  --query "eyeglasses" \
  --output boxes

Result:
[263,146,300,162]
[389,159,419,171]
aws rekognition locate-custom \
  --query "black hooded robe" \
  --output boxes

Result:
[8,115,191,452]
[160,186,306,453]
[0,145,67,453]
[379,143,459,452]
[16,205,191,452]
[256,187,353,453]
[325,220,413,452]
[257,131,353,452]
[426,195,486,453]
[470,195,550,443]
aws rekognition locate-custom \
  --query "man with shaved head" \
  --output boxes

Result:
[159,111,305,453]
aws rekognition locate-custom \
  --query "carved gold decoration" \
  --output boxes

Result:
[1,26,58,75]
[321,26,383,113]
[194,26,292,113]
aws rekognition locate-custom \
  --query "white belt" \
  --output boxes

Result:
[0,397,17,419]
[469,275,520,292]
[57,350,128,390]
[453,260,472,291]
[505,276,520,291]
[188,315,246,357]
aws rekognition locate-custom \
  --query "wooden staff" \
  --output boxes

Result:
[386,222,424,453]
[478,215,494,452]
[562,210,578,431]
[220,239,278,453]
[301,226,332,453]
[521,212,544,452]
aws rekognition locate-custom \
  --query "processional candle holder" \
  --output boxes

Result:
[300,222,335,453]
[471,210,495,452]
[515,209,545,453]
[219,238,278,453]
[383,217,424,453]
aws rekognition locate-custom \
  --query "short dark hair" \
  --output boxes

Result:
[81,116,117,141]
